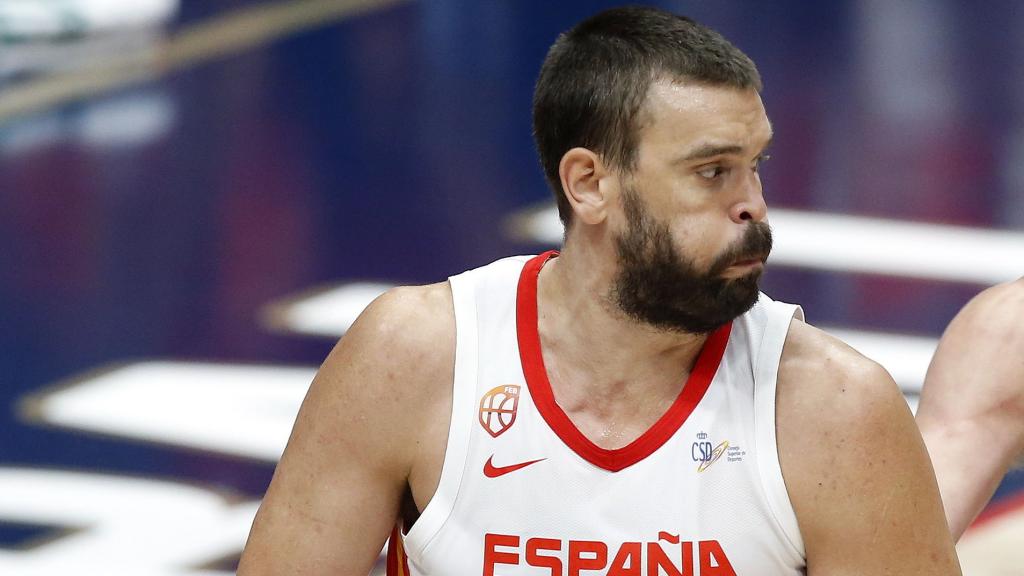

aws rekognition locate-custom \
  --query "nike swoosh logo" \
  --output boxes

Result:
[483,455,546,478]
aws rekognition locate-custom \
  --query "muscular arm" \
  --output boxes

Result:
[917,279,1024,540]
[778,320,961,575]
[237,284,454,575]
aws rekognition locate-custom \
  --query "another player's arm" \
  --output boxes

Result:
[778,320,961,576]
[238,284,454,575]
[917,278,1024,540]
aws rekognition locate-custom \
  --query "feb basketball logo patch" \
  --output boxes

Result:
[478,385,520,438]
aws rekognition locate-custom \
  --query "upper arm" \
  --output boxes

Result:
[919,279,1024,424]
[917,279,1024,539]
[238,283,455,576]
[777,320,961,576]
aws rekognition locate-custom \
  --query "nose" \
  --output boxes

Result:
[730,174,767,224]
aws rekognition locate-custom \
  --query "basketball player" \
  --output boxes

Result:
[918,278,1024,540]
[238,7,961,575]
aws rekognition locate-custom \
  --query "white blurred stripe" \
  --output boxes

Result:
[262,282,393,337]
[769,210,1024,284]
[505,203,1024,284]
[22,362,314,462]
[0,0,408,122]
[0,0,178,39]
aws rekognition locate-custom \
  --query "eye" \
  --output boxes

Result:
[753,153,771,172]
[697,165,726,179]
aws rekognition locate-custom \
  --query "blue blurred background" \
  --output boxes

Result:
[1,0,1022,573]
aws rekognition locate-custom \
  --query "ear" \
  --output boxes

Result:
[558,147,615,226]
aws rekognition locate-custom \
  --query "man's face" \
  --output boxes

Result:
[608,79,774,333]
[612,186,772,333]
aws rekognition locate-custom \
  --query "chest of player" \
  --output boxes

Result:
[467,381,765,567]
[401,375,800,575]
[394,257,805,575]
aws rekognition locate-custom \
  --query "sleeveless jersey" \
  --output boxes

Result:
[387,251,807,576]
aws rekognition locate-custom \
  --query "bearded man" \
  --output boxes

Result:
[238,7,961,575]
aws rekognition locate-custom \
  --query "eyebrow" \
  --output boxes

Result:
[681,143,744,162]
[677,134,774,163]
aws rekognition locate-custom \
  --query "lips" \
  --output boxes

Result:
[731,254,766,267]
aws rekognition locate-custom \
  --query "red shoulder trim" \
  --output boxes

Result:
[517,250,731,472]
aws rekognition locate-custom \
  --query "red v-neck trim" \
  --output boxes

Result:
[517,250,732,472]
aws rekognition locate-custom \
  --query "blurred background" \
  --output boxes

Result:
[1,0,1022,574]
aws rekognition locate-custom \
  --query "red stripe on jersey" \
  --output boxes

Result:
[517,250,732,472]
[386,526,411,576]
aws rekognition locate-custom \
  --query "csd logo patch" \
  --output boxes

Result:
[478,385,520,438]
[692,430,745,472]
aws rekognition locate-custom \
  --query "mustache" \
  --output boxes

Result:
[707,221,773,276]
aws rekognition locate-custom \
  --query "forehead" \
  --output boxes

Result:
[636,79,771,154]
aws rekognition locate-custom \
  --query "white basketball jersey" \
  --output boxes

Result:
[386,252,807,576]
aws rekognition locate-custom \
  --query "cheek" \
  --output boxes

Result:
[668,219,727,268]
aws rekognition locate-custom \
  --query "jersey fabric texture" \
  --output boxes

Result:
[388,251,807,576]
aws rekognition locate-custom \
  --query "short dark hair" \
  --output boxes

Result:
[532,6,762,227]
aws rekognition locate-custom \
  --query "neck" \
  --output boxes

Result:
[536,238,710,410]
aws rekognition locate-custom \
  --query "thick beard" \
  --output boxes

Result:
[610,189,773,334]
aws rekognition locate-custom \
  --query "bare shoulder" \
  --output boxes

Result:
[337,281,454,355]
[776,318,959,574]
[775,316,913,497]
[310,281,456,467]
[775,317,910,477]
[323,279,456,466]
[777,317,903,423]
[319,281,455,393]
[237,282,455,575]
[281,280,456,481]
